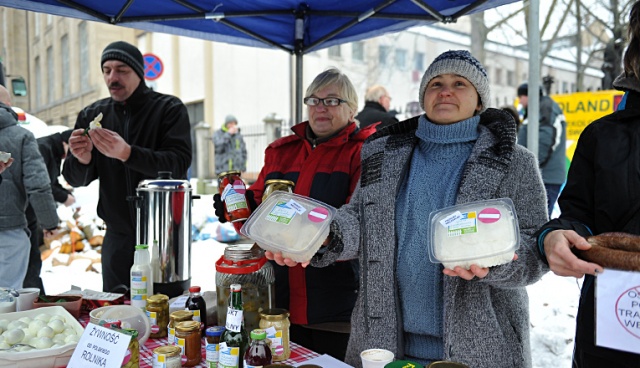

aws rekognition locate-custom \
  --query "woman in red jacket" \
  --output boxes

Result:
[215,68,375,360]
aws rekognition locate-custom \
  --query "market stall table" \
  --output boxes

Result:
[75,312,319,367]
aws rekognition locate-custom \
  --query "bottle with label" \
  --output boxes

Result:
[205,326,225,367]
[218,171,251,222]
[244,329,272,368]
[185,285,207,335]
[130,244,153,311]
[219,284,249,368]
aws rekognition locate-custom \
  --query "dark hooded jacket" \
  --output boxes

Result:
[355,101,398,128]
[36,132,72,203]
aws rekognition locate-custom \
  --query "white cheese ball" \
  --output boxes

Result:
[3,328,25,345]
[0,319,9,330]
[37,326,54,339]
[34,313,52,323]
[7,320,27,330]
[33,336,54,349]
[47,319,65,334]
[28,319,47,334]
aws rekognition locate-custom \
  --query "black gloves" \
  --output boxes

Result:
[213,189,258,223]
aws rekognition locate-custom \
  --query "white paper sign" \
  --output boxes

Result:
[596,269,640,354]
[67,322,133,368]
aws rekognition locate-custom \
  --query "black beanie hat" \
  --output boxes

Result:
[517,83,544,97]
[101,41,145,80]
[60,129,73,144]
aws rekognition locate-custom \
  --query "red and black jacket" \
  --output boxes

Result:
[250,120,375,325]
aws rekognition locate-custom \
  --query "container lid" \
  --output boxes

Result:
[218,170,242,178]
[189,286,201,292]
[175,320,201,332]
[250,329,267,340]
[137,172,192,192]
[170,310,194,321]
[428,198,520,269]
[239,192,336,263]
[259,308,290,320]
[135,244,148,250]
[154,345,182,357]
[386,361,424,368]
[264,179,295,186]
[147,294,169,303]
[206,326,226,337]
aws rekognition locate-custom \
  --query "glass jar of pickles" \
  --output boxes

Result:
[168,310,193,344]
[259,308,291,361]
[215,244,275,333]
[175,320,202,367]
[153,345,182,368]
[217,171,251,222]
[147,293,170,338]
[262,179,295,201]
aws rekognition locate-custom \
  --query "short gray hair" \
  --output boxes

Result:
[305,68,358,112]
[364,85,388,102]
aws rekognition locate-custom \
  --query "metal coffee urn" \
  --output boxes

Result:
[135,171,196,298]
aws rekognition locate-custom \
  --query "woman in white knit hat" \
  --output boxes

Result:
[268,50,550,368]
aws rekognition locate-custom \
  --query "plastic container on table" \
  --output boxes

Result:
[428,198,520,270]
[98,304,152,345]
[0,306,84,368]
[240,192,336,263]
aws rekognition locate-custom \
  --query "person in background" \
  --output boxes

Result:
[213,114,247,176]
[214,68,376,360]
[535,2,640,366]
[500,105,522,132]
[63,41,192,292]
[269,51,550,367]
[517,82,567,216]
[355,85,398,128]
[23,129,75,293]
[0,85,59,289]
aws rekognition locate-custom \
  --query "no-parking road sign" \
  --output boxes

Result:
[143,53,163,81]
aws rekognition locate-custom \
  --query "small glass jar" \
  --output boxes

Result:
[152,345,182,368]
[262,179,295,201]
[168,310,193,344]
[216,244,275,333]
[259,308,291,361]
[218,171,251,222]
[146,294,170,338]
[175,320,202,367]
[205,326,226,366]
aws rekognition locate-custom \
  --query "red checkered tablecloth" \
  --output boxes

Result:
[76,312,319,367]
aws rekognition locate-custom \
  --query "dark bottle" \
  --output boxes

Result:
[219,284,249,368]
[185,285,207,335]
[244,329,272,368]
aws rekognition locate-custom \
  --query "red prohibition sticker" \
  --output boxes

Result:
[615,285,640,339]
[275,344,285,355]
[478,207,501,224]
[232,180,246,194]
[308,207,329,222]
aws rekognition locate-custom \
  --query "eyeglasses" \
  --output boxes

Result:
[303,97,347,107]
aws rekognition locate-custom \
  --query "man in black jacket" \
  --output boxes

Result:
[63,41,192,292]
[24,129,75,292]
[355,85,398,128]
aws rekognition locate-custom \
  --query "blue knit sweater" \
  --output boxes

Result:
[395,114,480,363]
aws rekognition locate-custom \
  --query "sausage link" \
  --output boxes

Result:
[574,244,640,271]
[586,232,640,252]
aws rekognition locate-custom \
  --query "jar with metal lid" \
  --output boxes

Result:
[259,308,290,361]
[218,171,251,222]
[216,244,275,333]
[175,320,202,367]
[147,294,170,338]
[153,345,182,368]
[205,326,226,366]
[262,179,295,201]
[168,310,193,344]
[103,321,140,368]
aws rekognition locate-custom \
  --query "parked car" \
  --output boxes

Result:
[11,106,49,138]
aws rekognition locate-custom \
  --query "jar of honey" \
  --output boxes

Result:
[175,320,202,367]
[146,294,170,338]
[168,310,193,344]
[262,179,295,201]
[217,171,251,222]
[259,308,290,361]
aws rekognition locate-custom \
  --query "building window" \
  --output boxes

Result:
[507,70,515,86]
[395,49,407,69]
[379,45,390,66]
[46,14,53,25]
[35,56,42,107]
[34,14,40,37]
[414,52,424,71]
[79,22,89,86]
[328,45,341,59]
[495,68,503,85]
[562,81,569,93]
[571,83,576,92]
[47,46,54,103]
[352,42,364,62]
[61,35,70,97]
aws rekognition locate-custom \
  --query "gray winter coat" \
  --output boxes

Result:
[312,109,550,368]
[213,127,247,175]
[0,103,58,231]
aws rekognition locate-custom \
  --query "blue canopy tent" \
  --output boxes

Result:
[0,0,531,125]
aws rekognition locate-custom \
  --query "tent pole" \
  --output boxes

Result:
[295,53,303,125]
[527,0,540,160]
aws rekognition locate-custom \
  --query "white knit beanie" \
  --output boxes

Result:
[418,50,490,113]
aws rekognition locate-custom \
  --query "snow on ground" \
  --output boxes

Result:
[41,181,582,367]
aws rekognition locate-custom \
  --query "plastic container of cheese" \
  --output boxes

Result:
[240,192,336,262]
[428,198,520,269]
